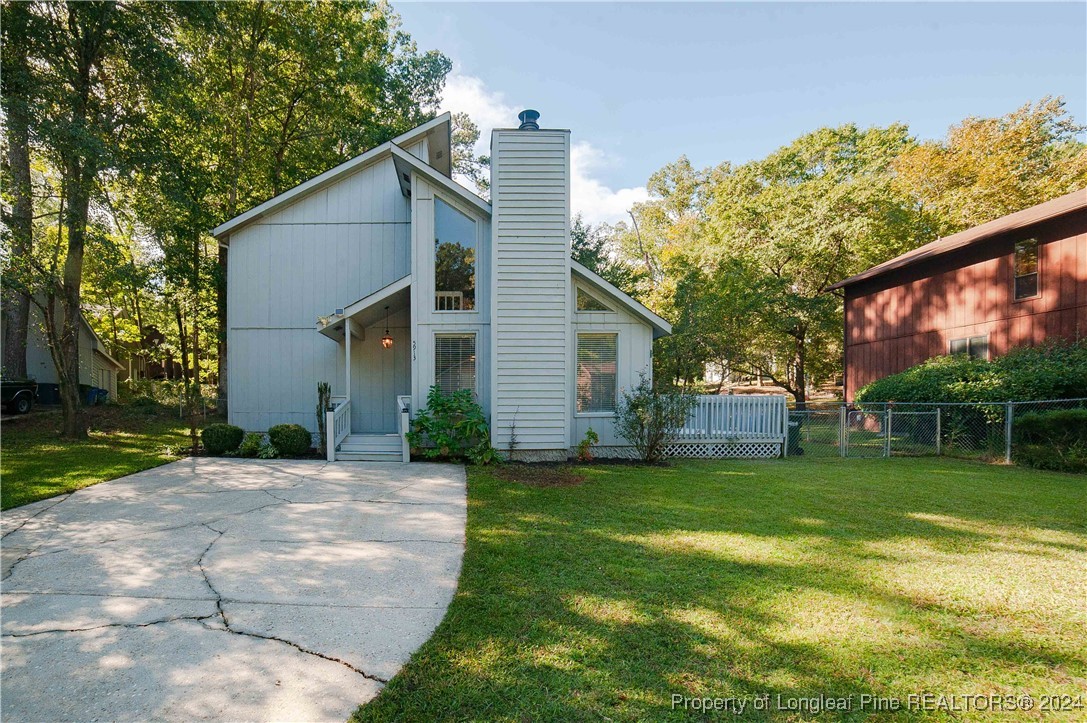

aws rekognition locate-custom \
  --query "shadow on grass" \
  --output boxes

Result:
[1,405,199,510]
[354,458,1086,722]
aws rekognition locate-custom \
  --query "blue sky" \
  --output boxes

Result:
[396,2,1087,222]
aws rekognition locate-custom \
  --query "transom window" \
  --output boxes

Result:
[577,287,611,312]
[434,197,476,311]
[949,335,989,360]
[576,333,618,413]
[435,334,476,395]
[1013,238,1039,300]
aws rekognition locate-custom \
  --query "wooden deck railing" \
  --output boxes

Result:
[675,394,787,441]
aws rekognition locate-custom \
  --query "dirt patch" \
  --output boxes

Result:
[492,463,586,487]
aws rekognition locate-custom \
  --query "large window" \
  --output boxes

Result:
[949,335,989,360]
[435,334,476,395]
[1014,238,1039,300]
[577,333,618,413]
[434,198,476,311]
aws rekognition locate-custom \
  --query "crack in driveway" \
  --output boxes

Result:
[194,520,393,685]
[1,459,465,719]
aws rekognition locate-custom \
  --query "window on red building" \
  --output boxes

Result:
[1014,239,1039,300]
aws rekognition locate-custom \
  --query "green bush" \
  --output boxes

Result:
[267,424,313,457]
[615,372,696,463]
[407,386,498,464]
[1013,408,1087,472]
[201,423,245,455]
[856,339,1087,404]
[238,432,264,458]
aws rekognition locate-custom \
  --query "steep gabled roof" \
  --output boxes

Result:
[211,113,453,240]
[829,188,1087,291]
[572,261,672,338]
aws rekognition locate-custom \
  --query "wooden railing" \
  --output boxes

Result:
[325,399,352,461]
[675,394,787,441]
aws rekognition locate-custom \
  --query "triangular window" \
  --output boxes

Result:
[577,287,611,312]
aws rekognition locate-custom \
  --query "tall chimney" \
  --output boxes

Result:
[489,110,571,460]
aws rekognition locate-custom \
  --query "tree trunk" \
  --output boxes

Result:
[58,174,91,439]
[1,3,34,380]
[794,335,808,410]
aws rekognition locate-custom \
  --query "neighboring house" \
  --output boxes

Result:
[212,111,670,460]
[830,189,1087,400]
[1,300,124,401]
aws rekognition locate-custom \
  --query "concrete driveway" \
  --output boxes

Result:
[1,459,466,722]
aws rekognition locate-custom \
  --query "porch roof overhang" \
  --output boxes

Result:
[317,275,411,342]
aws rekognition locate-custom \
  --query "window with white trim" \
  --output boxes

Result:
[435,334,476,395]
[434,198,476,310]
[1013,238,1039,300]
[949,335,989,360]
[577,333,618,413]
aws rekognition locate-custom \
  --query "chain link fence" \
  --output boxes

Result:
[787,398,1087,463]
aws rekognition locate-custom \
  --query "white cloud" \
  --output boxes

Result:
[571,141,649,226]
[439,71,519,157]
[440,70,647,225]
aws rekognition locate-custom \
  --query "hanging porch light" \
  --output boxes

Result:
[381,305,393,349]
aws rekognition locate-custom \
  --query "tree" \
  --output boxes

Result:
[0,1,38,379]
[570,215,643,294]
[894,97,1087,237]
[8,1,193,437]
[450,111,490,198]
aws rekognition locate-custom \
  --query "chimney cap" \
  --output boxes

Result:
[518,109,540,130]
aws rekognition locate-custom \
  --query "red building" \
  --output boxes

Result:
[831,189,1087,400]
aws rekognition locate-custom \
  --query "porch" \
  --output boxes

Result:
[318,276,412,461]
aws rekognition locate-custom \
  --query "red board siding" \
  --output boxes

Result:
[844,210,1087,400]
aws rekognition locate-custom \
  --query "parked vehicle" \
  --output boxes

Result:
[1,378,39,414]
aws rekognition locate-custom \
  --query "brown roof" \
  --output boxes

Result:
[828,188,1087,290]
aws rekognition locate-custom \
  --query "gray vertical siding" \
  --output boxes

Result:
[570,282,654,448]
[226,155,410,432]
[350,308,411,433]
[489,129,572,451]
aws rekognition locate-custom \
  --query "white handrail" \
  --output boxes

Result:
[398,395,412,463]
[675,394,787,441]
[325,399,351,461]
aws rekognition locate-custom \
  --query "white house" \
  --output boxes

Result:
[212,111,670,461]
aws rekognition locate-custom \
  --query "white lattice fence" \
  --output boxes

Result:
[663,441,782,459]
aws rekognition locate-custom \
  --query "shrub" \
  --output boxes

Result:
[614,373,696,463]
[201,423,245,455]
[856,339,1087,404]
[407,386,499,464]
[268,424,313,457]
[576,427,599,462]
[238,432,264,458]
[316,382,332,451]
[1014,408,1087,473]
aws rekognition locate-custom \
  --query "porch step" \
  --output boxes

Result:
[336,450,403,462]
[337,434,403,461]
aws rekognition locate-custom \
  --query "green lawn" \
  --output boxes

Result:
[1,404,201,510]
[355,458,1086,722]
